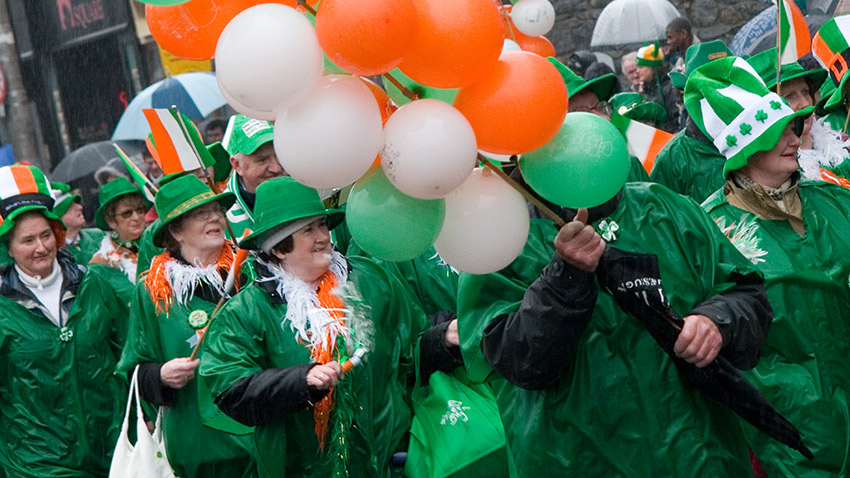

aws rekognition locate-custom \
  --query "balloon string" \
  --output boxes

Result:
[498,1,520,45]
[382,72,419,101]
[298,0,318,17]
[477,154,566,228]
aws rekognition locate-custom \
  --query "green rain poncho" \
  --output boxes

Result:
[65,228,106,265]
[703,180,850,477]
[201,255,428,478]
[118,255,256,478]
[457,182,769,477]
[649,128,727,204]
[0,255,128,477]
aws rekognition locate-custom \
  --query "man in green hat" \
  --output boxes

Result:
[650,40,734,203]
[692,54,850,477]
[548,57,650,182]
[50,181,105,264]
[222,114,287,239]
[0,164,129,477]
[635,42,679,132]
[90,176,150,283]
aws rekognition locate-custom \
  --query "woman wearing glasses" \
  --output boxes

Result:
[693,57,850,476]
[118,175,256,478]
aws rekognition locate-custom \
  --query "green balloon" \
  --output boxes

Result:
[135,0,191,5]
[347,167,445,262]
[520,112,629,208]
[383,68,458,106]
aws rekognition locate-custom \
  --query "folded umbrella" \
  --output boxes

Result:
[595,246,813,460]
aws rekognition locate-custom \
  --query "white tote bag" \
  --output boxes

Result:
[109,366,177,478]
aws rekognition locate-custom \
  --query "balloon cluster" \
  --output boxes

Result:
[140,0,625,274]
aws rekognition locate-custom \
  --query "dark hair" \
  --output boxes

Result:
[104,193,146,223]
[584,62,616,81]
[568,51,598,76]
[205,119,227,133]
[255,235,294,264]
[163,215,186,257]
[666,17,692,35]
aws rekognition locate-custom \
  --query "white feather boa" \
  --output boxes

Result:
[163,257,227,307]
[93,235,137,282]
[257,250,350,352]
[799,118,850,180]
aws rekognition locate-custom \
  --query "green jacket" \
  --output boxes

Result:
[649,128,727,204]
[136,224,163,279]
[201,256,427,478]
[0,254,127,477]
[65,228,106,265]
[457,183,765,477]
[118,264,256,478]
[703,181,850,477]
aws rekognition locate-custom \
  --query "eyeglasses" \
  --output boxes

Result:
[113,207,146,221]
[184,204,223,222]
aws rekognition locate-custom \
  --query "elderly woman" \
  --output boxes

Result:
[201,177,460,477]
[0,165,127,477]
[90,177,149,281]
[690,57,850,476]
[118,175,255,478]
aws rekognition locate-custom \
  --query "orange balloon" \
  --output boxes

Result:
[518,34,557,58]
[316,0,417,76]
[453,51,568,155]
[398,0,504,89]
[147,0,297,61]
[360,77,397,125]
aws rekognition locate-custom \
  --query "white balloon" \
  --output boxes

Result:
[220,84,277,122]
[382,99,478,199]
[434,168,530,274]
[502,39,522,55]
[511,0,556,37]
[216,5,323,116]
[274,75,384,190]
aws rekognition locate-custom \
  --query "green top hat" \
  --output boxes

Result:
[547,57,618,102]
[636,42,664,67]
[241,177,344,252]
[608,92,668,125]
[50,181,80,218]
[747,47,827,91]
[812,15,850,114]
[151,175,236,248]
[94,177,151,231]
[0,165,64,241]
[669,40,732,90]
[685,56,813,176]
[221,114,275,156]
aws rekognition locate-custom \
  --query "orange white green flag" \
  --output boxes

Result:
[609,115,673,174]
[143,108,214,175]
[776,0,811,64]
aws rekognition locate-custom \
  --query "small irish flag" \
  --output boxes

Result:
[143,108,213,175]
[610,116,673,174]
[776,0,811,64]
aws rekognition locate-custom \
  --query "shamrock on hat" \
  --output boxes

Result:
[684,56,813,175]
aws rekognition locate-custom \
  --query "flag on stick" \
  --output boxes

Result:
[776,0,811,65]
[143,108,214,175]
[610,116,673,174]
[114,144,158,202]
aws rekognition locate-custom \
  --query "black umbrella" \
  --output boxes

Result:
[50,140,143,183]
[595,246,814,460]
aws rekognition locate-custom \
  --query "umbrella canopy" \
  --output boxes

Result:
[595,247,814,460]
[591,0,681,49]
[111,72,227,141]
[50,140,144,183]
[730,5,824,58]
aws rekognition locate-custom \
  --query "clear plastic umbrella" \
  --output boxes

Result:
[591,0,681,50]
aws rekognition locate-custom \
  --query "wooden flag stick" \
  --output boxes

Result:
[382,71,419,101]
[775,0,782,96]
[477,153,566,228]
[113,143,159,198]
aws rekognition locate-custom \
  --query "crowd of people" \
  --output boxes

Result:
[3,11,850,478]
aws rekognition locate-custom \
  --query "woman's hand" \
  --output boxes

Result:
[306,362,343,390]
[444,319,460,347]
[674,314,723,368]
[160,357,200,389]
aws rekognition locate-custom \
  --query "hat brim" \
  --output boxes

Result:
[240,210,345,251]
[152,191,237,248]
[767,68,827,93]
[669,71,686,90]
[723,105,814,176]
[623,102,668,124]
[576,74,618,102]
[0,205,65,241]
[823,74,850,115]
[95,191,152,231]
[53,194,81,218]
